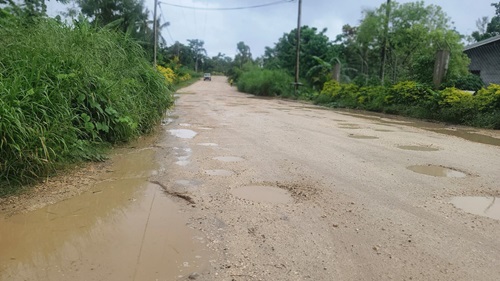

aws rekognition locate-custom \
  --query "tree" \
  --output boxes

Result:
[75,0,148,31]
[471,2,500,42]
[234,41,252,68]
[263,26,337,85]
[187,39,206,72]
[339,1,468,85]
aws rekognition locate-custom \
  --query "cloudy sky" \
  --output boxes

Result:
[50,0,497,58]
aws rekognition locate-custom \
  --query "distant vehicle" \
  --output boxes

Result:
[203,73,211,81]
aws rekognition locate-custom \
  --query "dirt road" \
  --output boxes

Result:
[158,76,500,280]
[1,76,500,280]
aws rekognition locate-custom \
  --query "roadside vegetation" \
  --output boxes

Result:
[225,1,500,129]
[0,1,199,195]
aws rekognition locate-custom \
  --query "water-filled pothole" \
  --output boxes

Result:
[339,125,361,129]
[451,197,500,220]
[0,147,210,280]
[348,134,379,139]
[197,143,218,147]
[169,129,197,139]
[398,145,439,151]
[204,170,234,176]
[231,186,293,204]
[407,165,467,178]
[213,156,244,162]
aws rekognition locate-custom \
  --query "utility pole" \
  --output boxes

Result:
[379,0,391,84]
[294,0,302,95]
[153,0,158,67]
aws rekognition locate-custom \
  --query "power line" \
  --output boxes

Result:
[158,0,294,11]
[158,3,175,43]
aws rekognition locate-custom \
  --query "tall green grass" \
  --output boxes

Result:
[0,17,173,193]
[237,68,293,97]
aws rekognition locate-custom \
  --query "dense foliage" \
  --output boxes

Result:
[237,66,293,97]
[0,14,172,192]
[315,81,500,129]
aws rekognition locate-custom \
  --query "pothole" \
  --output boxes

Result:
[204,170,234,176]
[231,186,293,204]
[398,145,439,151]
[339,125,361,129]
[348,134,379,139]
[374,129,393,132]
[407,165,467,178]
[451,197,500,220]
[169,129,197,139]
[213,156,244,162]
[197,143,218,147]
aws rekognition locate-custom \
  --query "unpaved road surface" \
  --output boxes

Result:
[158,76,500,280]
[1,76,500,280]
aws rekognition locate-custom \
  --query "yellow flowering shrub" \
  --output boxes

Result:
[157,65,176,84]
[474,84,500,111]
[438,87,473,107]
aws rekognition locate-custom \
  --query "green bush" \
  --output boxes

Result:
[237,68,293,96]
[442,74,484,91]
[387,81,434,106]
[474,84,500,112]
[313,79,500,128]
[0,18,172,191]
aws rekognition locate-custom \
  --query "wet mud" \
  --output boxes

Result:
[451,196,500,221]
[407,165,467,178]
[398,145,440,151]
[348,134,379,139]
[0,143,210,281]
[169,129,198,139]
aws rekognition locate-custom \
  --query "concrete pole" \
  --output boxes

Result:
[153,0,158,67]
[294,0,302,95]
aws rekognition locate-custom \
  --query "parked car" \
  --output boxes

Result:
[203,73,211,81]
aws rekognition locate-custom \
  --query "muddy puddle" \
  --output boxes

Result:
[231,186,293,204]
[169,129,198,139]
[450,197,500,220]
[425,128,500,147]
[205,169,235,176]
[398,145,439,151]
[348,134,379,139]
[337,111,500,147]
[213,156,245,162]
[0,144,210,280]
[175,147,192,166]
[407,165,467,178]
[197,142,218,147]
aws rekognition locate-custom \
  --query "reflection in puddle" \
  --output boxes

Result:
[231,186,293,204]
[197,143,218,146]
[169,129,198,139]
[451,197,500,220]
[398,145,439,151]
[0,147,210,281]
[407,165,467,178]
[426,129,500,147]
[175,147,192,166]
[337,111,500,147]
[205,169,234,176]
[348,134,379,139]
[213,156,244,162]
